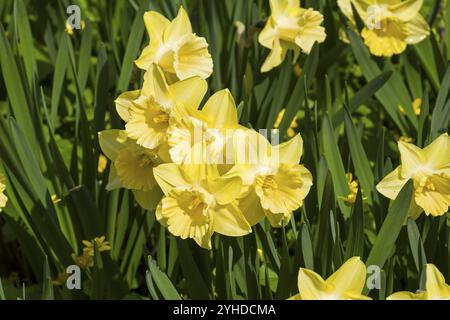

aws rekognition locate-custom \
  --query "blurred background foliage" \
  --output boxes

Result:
[0,0,448,299]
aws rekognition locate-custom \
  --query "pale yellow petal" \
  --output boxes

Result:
[425,264,450,299]
[201,89,238,128]
[237,188,266,226]
[206,176,243,205]
[261,39,288,73]
[398,141,426,177]
[326,257,366,294]
[115,90,140,122]
[387,291,427,300]
[163,7,192,43]
[258,16,277,49]
[169,76,207,108]
[141,64,171,106]
[414,174,450,217]
[143,11,170,43]
[153,163,190,195]
[297,268,329,300]
[390,0,423,21]
[98,130,128,161]
[422,133,450,170]
[376,166,409,200]
[404,14,430,44]
[132,188,163,210]
[272,134,303,165]
[212,203,251,237]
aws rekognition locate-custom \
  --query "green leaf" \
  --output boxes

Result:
[321,114,350,218]
[147,256,181,300]
[41,256,54,300]
[365,180,414,293]
[407,218,427,273]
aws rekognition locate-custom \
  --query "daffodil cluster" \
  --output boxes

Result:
[338,0,430,57]
[99,8,313,249]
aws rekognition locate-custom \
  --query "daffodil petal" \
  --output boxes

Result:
[207,176,243,205]
[201,89,238,128]
[143,11,170,44]
[297,268,329,300]
[237,188,266,226]
[163,6,192,43]
[141,64,171,106]
[376,166,408,200]
[132,188,163,210]
[326,257,366,294]
[387,291,427,300]
[272,134,303,165]
[153,163,190,195]
[425,264,450,299]
[422,133,450,170]
[390,0,423,21]
[212,203,251,237]
[404,14,430,44]
[98,130,128,161]
[173,34,213,80]
[261,39,287,73]
[115,90,140,122]
[169,76,207,108]
[295,9,326,54]
[398,141,426,177]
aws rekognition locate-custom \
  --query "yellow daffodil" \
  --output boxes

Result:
[72,252,93,269]
[227,131,312,227]
[273,109,298,137]
[377,133,450,218]
[0,174,7,211]
[340,173,367,206]
[153,161,251,249]
[388,264,450,300]
[167,89,245,165]
[258,0,326,72]
[135,7,213,81]
[98,129,164,210]
[290,257,372,300]
[82,236,111,256]
[338,0,430,57]
[117,64,207,151]
[97,154,108,173]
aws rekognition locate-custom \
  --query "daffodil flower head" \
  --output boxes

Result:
[388,264,450,300]
[338,0,430,57]
[98,129,164,210]
[227,131,313,227]
[135,7,213,81]
[82,236,112,257]
[116,64,207,151]
[258,0,326,72]
[153,161,251,249]
[290,257,372,300]
[377,133,450,218]
[0,174,7,211]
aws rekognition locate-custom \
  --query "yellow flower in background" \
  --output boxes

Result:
[227,132,312,227]
[167,89,245,164]
[338,0,430,57]
[290,257,372,300]
[153,161,251,249]
[398,135,413,143]
[273,109,298,137]
[98,129,164,210]
[116,64,207,151]
[72,252,93,269]
[65,20,85,36]
[258,0,326,72]
[0,174,7,211]
[135,7,213,81]
[412,98,422,116]
[52,272,68,286]
[340,173,364,206]
[388,264,450,300]
[377,133,450,218]
[82,236,111,257]
[97,154,108,173]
